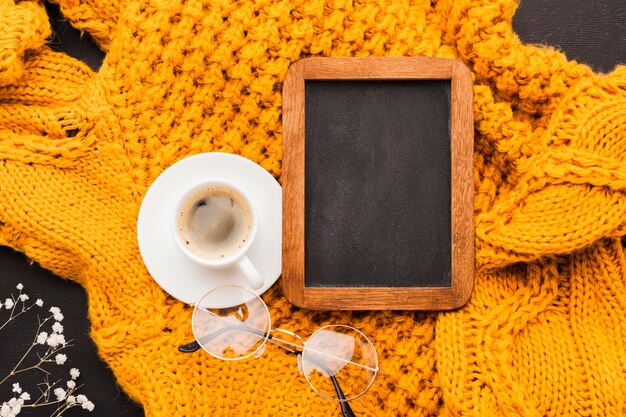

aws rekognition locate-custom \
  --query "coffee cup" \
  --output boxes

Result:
[172,181,263,290]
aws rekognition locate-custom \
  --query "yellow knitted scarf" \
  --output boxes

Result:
[1,0,625,415]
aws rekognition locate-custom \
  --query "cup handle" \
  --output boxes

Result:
[237,255,263,290]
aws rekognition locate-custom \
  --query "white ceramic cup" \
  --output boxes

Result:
[172,180,263,290]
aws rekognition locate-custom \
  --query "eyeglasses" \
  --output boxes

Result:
[178,285,379,417]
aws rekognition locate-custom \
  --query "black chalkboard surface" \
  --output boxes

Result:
[304,80,451,288]
[282,57,474,310]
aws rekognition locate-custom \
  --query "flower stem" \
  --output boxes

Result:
[0,315,51,385]
[22,400,63,408]
[0,294,19,331]
[0,303,37,331]
[12,365,51,376]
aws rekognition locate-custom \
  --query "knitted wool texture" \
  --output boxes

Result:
[1,0,625,415]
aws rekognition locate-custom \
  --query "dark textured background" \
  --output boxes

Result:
[0,1,624,415]
[513,0,626,73]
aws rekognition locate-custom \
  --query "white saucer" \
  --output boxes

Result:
[137,153,282,306]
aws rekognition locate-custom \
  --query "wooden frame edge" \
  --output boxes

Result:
[449,60,475,310]
[282,59,305,307]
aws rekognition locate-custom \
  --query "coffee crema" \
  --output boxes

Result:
[177,186,252,260]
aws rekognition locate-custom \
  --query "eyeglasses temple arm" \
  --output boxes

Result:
[311,357,356,417]
[337,388,357,417]
[178,340,202,353]
[178,325,271,353]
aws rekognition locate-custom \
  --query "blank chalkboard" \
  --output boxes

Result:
[305,80,451,288]
[282,57,474,310]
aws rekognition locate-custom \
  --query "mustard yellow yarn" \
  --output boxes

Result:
[1,0,626,415]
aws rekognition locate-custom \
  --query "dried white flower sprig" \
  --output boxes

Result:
[0,283,95,417]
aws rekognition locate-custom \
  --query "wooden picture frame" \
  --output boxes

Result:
[282,57,474,310]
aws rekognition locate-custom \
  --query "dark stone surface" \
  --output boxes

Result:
[44,2,105,72]
[513,0,626,73]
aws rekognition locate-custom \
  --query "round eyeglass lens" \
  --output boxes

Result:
[301,325,378,401]
[192,285,270,360]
